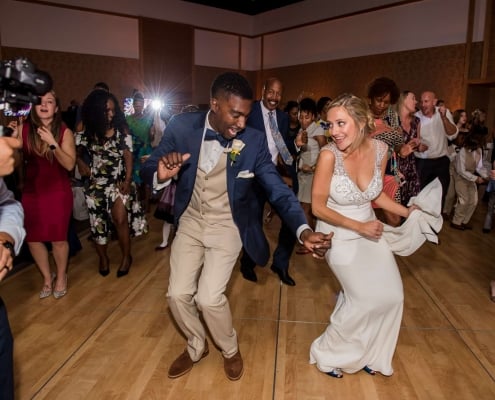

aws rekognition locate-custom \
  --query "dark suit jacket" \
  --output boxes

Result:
[247,101,298,194]
[141,111,307,266]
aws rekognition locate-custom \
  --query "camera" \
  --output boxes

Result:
[0,57,52,115]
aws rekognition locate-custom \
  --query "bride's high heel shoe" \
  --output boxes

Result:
[362,365,376,375]
[325,368,343,378]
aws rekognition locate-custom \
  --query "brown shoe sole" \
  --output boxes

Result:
[168,343,209,379]
[224,351,244,381]
[226,366,244,381]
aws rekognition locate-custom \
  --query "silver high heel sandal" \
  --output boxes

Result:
[39,272,56,299]
[53,274,68,299]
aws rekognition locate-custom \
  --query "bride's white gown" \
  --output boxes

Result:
[310,140,403,376]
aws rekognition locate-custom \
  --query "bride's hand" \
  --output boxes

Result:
[407,204,421,217]
[360,220,383,240]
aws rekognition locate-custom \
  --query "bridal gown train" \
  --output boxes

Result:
[310,140,403,376]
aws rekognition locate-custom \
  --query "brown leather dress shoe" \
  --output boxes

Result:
[450,222,465,231]
[168,341,209,378]
[223,350,244,381]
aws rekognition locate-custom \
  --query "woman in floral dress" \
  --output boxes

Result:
[76,90,147,277]
[397,91,423,206]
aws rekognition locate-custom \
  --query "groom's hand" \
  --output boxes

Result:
[300,229,333,259]
[157,152,190,182]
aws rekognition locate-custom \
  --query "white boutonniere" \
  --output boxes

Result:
[229,139,245,165]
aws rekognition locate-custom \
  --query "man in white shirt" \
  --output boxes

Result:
[414,91,458,207]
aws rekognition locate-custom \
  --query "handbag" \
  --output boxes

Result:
[371,174,399,209]
[154,181,176,220]
[72,186,89,221]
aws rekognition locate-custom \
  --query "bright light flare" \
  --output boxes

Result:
[151,99,164,110]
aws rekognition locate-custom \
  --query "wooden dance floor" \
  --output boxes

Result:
[1,201,495,399]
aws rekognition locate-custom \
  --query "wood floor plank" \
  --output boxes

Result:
[275,322,495,400]
[1,201,494,399]
[36,313,278,400]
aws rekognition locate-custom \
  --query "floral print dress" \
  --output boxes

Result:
[76,129,148,244]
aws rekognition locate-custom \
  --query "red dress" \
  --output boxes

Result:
[21,123,73,242]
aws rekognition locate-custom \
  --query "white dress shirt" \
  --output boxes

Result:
[414,107,458,159]
[260,102,280,165]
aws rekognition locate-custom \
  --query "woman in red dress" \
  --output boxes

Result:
[17,91,76,299]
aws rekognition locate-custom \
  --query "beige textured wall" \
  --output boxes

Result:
[262,44,467,111]
[194,44,467,111]
[0,43,472,117]
[1,47,141,109]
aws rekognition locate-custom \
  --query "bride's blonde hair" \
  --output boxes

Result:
[327,93,375,154]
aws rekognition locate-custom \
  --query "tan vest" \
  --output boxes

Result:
[182,152,236,228]
[464,149,481,174]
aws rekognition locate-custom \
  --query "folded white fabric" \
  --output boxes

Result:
[382,178,443,256]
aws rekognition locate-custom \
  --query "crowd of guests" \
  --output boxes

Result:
[0,71,493,396]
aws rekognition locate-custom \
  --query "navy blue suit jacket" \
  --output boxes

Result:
[141,111,307,266]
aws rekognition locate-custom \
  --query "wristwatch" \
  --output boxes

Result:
[49,144,57,150]
[2,241,15,258]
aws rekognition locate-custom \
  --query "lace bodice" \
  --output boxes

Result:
[323,140,386,206]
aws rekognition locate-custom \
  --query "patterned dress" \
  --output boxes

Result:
[76,129,148,245]
[398,116,421,205]
[126,113,154,185]
[370,112,404,203]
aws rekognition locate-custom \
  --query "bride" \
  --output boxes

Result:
[309,93,419,378]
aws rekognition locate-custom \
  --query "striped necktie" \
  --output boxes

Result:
[268,111,293,165]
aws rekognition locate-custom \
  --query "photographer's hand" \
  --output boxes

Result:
[0,233,15,282]
[0,137,21,176]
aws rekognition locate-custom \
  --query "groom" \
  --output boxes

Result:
[141,72,332,381]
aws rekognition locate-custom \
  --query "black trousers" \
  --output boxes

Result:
[241,171,298,273]
[416,156,450,207]
[0,297,14,400]
[240,218,297,273]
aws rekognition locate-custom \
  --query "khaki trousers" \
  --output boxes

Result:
[167,214,242,361]
[452,176,478,225]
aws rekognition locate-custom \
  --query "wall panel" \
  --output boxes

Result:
[261,44,466,111]
[1,47,140,109]
[140,18,193,105]
[0,0,138,58]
